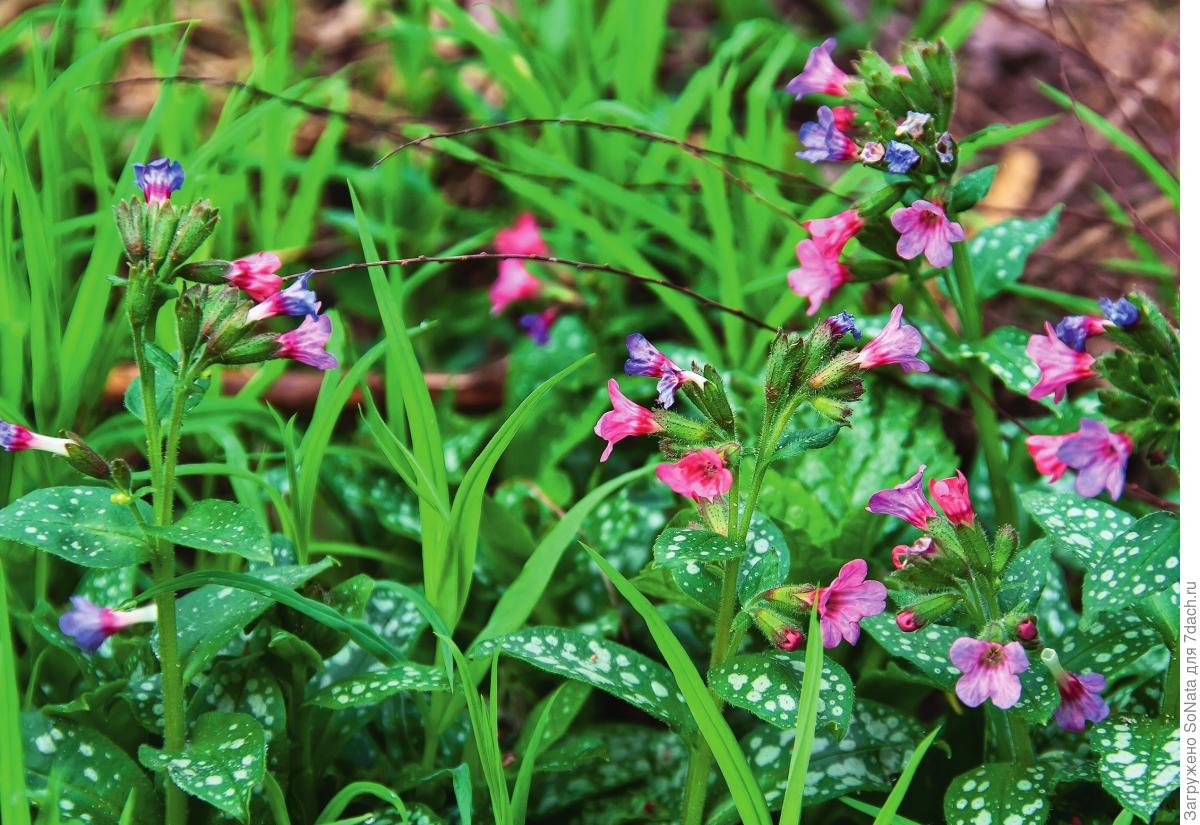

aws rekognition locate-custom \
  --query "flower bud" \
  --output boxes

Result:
[169,199,220,265]
[750,606,805,651]
[217,334,280,366]
[764,330,805,405]
[110,491,133,506]
[148,202,181,266]
[63,434,111,481]
[176,260,235,286]
[681,364,735,434]
[809,394,854,425]
[653,410,717,445]
[176,286,204,356]
[852,183,904,219]
[899,591,960,630]
[896,609,923,632]
[1016,617,1039,643]
[125,264,158,328]
[807,350,859,392]
[114,199,146,261]
[993,524,1018,571]
[109,458,133,492]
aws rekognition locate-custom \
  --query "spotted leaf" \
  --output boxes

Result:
[738,512,790,604]
[309,663,450,708]
[969,205,1061,299]
[944,762,1051,825]
[1082,512,1179,622]
[1058,618,1162,680]
[959,327,1059,413]
[652,527,742,566]
[670,562,722,611]
[710,651,853,734]
[146,499,272,563]
[0,486,151,567]
[1088,718,1179,822]
[1008,657,1060,724]
[1020,490,1134,569]
[861,613,958,689]
[471,627,693,733]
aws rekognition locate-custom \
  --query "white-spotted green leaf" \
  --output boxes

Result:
[1058,618,1161,678]
[1009,657,1060,724]
[147,499,272,563]
[22,711,158,824]
[190,658,287,772]
[1082,512,1179,622]
[471,627,693,733]
[138,712,266,823]
[970,205,1061,299]
[312,580,429,691]
[861,614,958,689]
[710,652,853,734]
[0,486,151,567]
[944,762,1051,825]
[998,538,1055,612]
[310,663,449,708]
[670,562,722,611]
[1088,718,1179,822]
[653,527,741,566]
[738,513,790,604]
[959,326,1060,413]
[1020,490,1134,568]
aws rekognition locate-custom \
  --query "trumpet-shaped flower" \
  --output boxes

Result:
[892,536,937,568]
[1025,433,1071,482]
[0,420,71,456]
[797,106,858,163]
[59,596,158,652]
[891,200,965,269]
[1027,322,1096,403]
[133,157,184,204]
[883,141,919,174]
[866,464,936,529]
[1054,315,1107,352]
[929,469,975,525]
[861,141,885,164]
[655,448,732,501]
[1100,296,1139,329]
[495,211,550,256]
[855,304,929,373]
[949,637,1028,709]
[1056,418,1133,500]
[623,334,705,408]
[787,210,863,315]
[805,559,887,648]
[785,38,850,99]
[228,252,284,302]
[595,379,661,462]
[247,271,321,322]
[276,315,338,371]
[489,259,542,315]
[935,132,955,164]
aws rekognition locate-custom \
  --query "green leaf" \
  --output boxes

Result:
[1020,490,1135,568]
[958,116,1058,162]
[124,343,208,425]
[958,327,1059,414]
[738,512,790,604]
[22,712,158,824]
[998,538,1055,612]
[147,499,272,563]
[944,762,1051,825]
[772,427,841,460]
[968,205,1061,300]
[0,486,151,568]
[309,664,450,708]
[139,712,266,823]
[1082,512,1179,622]
[949,165,997,212]
[189,658,286,771]
[670,562,723,611]
[653,527,742,567]
[1088,718,1180,822]
[710,651,853,734]
[861,614,958,689]
[779,607,824,824]
[1009,657,1060,724]
[471,626,692,732]
[314,581,430,691]
[872,724,942,825]
[1057,618,1162,679]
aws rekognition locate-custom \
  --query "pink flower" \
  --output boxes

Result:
[275,315,338,371]
[866,465,937,529]
[0,420,71,456]
[786,38,850,99]
[228,252,284,302]
[892,536,936,568]
[803,559,887,648]
[624,334,706,408]
[495,212,549,256]
[1025,433,1071,482]
[777,627,804,651]
[489,259,542,315]
[1053,671,1109,732]
[59,596,157,652]
[786,210,862,315]
[896,610,923,632]
[797,106,858,163]
[655,448,733,501]
[246,271,321,322]
[1016,618,1039,642]
[855,305,929,373]
[519,308,558,345]
[1056,418,1133,500]
[594,379,661,462]
[1027,322,1096,403]
[929,469,975,525]
[949,637,1028,709]
[890,200,965,269]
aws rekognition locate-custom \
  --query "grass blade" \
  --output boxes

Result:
[0,560,31,825]
[871,725,942,825]
[779,606,823,825]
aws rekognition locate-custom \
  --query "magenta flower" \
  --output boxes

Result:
[1027,322,1097,403]
[867,464,937,529]
[787,210,863,315]
[275,315,338,371]
[896,610,923,632]
[785,38,850,99]
[949,637,1028,709]
[655,448,733,501]
[247,271,321,322]
[892,536,936,568]
[855,305,929,373]
[797,106,858,163]
[1054,315,1107,352]
[228,252,284,302]
[624,334,705,408]
[806,559,887,648]
[929,469,975,525]
[777,627,804,651]
[133,157,184,204]
[1053,671,1109,732]
[1025,433,1071,483]
[495,211,549,256]
[594,379,661,462]
[489,259,542,315]
[1056,418,1133,500]
[0,420,71,456]
[891,200,965,269]
[519,308,558,345]
[59,596,157,652]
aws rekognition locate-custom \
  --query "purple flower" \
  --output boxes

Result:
[1055,418,1133,500]
[519,308,558,345]
[883,141,919,174]
[866,464,937,529]
[807,559,887,648]
[59,596,157,652]
[796,106,858,163]
[133,157,185,204]
[624,334,704,408]
[890,200,965,269]
[895,111,932,139]
[1054,671,1109,732]
[855,304,929,373]
[786,38,850,99]
[935,132,955,164]
[275,315,338,371]
[1100,296,1139,329]
[825,311,860,341]
[246,271,322,322]
[1053,315,1107,352]
[949,637,1028,709]
[0,419,71,456]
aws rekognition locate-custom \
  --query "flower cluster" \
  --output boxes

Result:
[487,212,577,345]
[751,559,887,650]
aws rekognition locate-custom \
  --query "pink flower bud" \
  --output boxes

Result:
[929,469,975,525]
[776,628,804,651]
[896,609,924,632]
[1017,618,1039,642]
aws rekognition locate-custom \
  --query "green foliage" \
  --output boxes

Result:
[1088,718,1180,822]
[0,486,151,567]
[710,650,853,733]
[944,762,1051,825]
[968,205,1062,300]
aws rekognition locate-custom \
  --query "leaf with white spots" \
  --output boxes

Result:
[653,527,742,566]
[1020,490,1134,569]
[944,762,1051,825]
[309,663,450,708]
[1057,618,1162,679]
[139,712,266,823]
[470,627,693,733]
[710,651,853,734]
[22,711,158,824]
[146,499,272,563]
[1008,656,1060,724]
[190,658,287,772]
[1082,512,1179,622]
[998,538,1055,612]
[670,562,722,611]
[0,486,152,568]
[738,513,790,605]
[959,327,1060,413]
[1088,717,1179,822]
[861,614,958,690]
[969,205,1061,299]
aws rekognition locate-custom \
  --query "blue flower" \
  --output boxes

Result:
[796,106,857,164]
[883,141,919,174]
[133,157,185,204]
[1099,297,1139,329]
[1054,315,1106,352]
[247,271,322,322]
[935,132,955,164]
[824,311,861,341]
